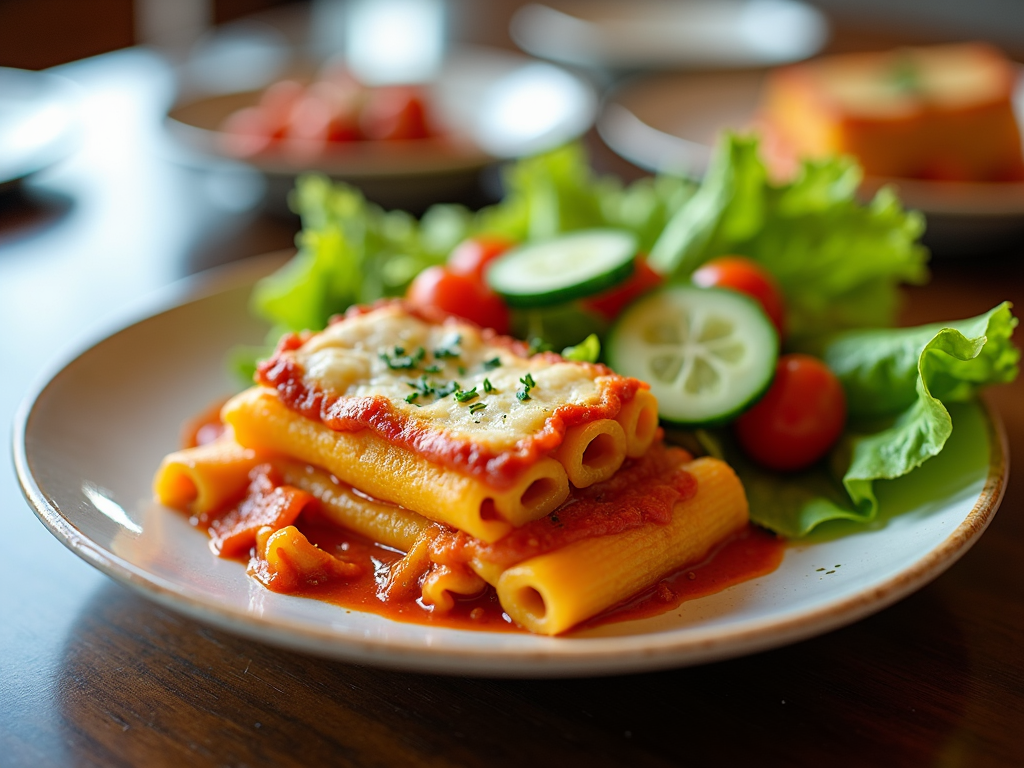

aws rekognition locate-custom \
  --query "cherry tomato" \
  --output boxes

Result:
[360,87,430,141]
[692,256,786,338]
[257,79,306,139]
[582,255,664,320]
[407,267,510,334]
[735,354,846,472]
[448,235,516,283]
[286,87,361,148]
[219,107,276,157]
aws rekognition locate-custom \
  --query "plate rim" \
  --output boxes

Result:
[12,255,1010,677]
[0,66,84,188]
[509,0,829,70]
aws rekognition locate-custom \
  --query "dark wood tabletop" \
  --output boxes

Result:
[3,15,1024,768]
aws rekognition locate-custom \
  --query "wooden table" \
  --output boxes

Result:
[3,42,1023,768]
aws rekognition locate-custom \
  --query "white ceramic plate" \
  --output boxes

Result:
[14,254,1007,677]
[598,70,1024,222]
[166,46,596,184]
[0,67,82,189]
[511,0,828,71]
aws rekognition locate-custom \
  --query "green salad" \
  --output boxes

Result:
[241,133,1019,538]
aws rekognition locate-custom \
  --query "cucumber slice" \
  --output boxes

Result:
[486,229,637,308]
[607,286,778,426]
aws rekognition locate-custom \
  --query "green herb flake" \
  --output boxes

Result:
[454,387,479,403]
[423,363,443,373]
[468,402,487,414]
[434,333,462,359]
[404,392,419,404]
[483,356,502,370]
[381,345,425,370]
[516,373,537,402]
[483,378,494,393]
[458,365,467,376]
[435,380,460,398]
[406,375,435,396]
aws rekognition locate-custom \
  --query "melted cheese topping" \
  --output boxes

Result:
[287,305,618,452]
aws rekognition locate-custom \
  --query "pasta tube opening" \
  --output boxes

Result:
[496,457,748,635]
[153,440,266,514]
[616,389,660,458]
[554,419,627,488]
[493,457,569,527]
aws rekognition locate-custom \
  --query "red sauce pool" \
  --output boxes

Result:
[282,518,521,633]
[226,513,785,635]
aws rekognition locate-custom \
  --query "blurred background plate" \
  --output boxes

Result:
[598,69,1024,255]
[0,67,82,191]
[165,45,597,211]
[511,0,828,71]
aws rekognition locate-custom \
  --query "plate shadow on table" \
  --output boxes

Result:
[39,580,989,767]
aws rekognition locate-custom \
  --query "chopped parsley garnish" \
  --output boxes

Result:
[458,365,467,376]
[406,375,460,401]
[454,387,479,403]
[483,378,494,393]
[380,345,425,370]
[468,402,487,414]
[423,363,443,373]
[435,380,460,398]
[404,392,419,404]
[406,375,434,396]
[434,333,462,359]
[517,372,536,402]
[482,356,502,370]
[527,337,552,355]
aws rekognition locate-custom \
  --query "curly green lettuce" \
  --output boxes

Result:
[649,134,930,346]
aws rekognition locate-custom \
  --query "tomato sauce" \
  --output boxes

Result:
[255,305,646,489]
[468,445,698,569]
[286,518,521,632]
[190,473,783,634]
[207,510,782,634]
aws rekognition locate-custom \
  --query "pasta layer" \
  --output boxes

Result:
[222,387,568,542]
[493,457,748,635]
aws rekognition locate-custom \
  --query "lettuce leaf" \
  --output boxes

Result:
[250,146,695,339]
[741,304,1018,537]
[649,134,930,346]
[251,176,469,334]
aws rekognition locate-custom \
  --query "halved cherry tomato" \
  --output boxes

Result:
[257,79,306,139]
[735,354,846,472]
[360,87,430,141]
[448,235,516,283]
[692,256,786,338]
[219,107,276,157]
[407,266,510,334]
[582,255,664,320]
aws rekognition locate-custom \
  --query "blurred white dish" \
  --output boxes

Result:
[0,68,82,189]
[511,0,828,71]
[165,46,596,209]
[13,253,1007,677]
